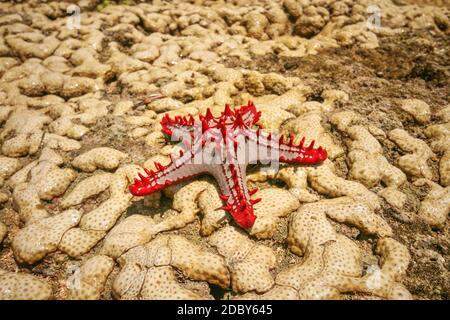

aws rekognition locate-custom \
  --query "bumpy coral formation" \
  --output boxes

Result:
[0,156,21,187]
[388,129,435,180]
[425,111,450,187]
[414,179,450,229]
[11,147,77,223]
[72,148,128,173]
[113,235,229,299]
[306,161,381,211]
[250,187,300,238]
[100,214,156,259]
[68,255,114,300]
[0,221,6,244]
[330,111,407,209]
[400,99,431,124]
[58,165,136,257]
[12,209,82,264]
[210,226,276,293]
[239,199,409,300]
[0,0,447,301]
[0,269,53,300]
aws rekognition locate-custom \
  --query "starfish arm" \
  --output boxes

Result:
[277,135,328,164]
[160,113,196,136]
[247,129,328,165]
[207,163,259,229]
[129,150,205,196]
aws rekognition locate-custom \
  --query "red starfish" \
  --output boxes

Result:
[129,102,327,229]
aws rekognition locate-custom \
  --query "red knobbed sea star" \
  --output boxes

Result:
[129,102,327,229]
